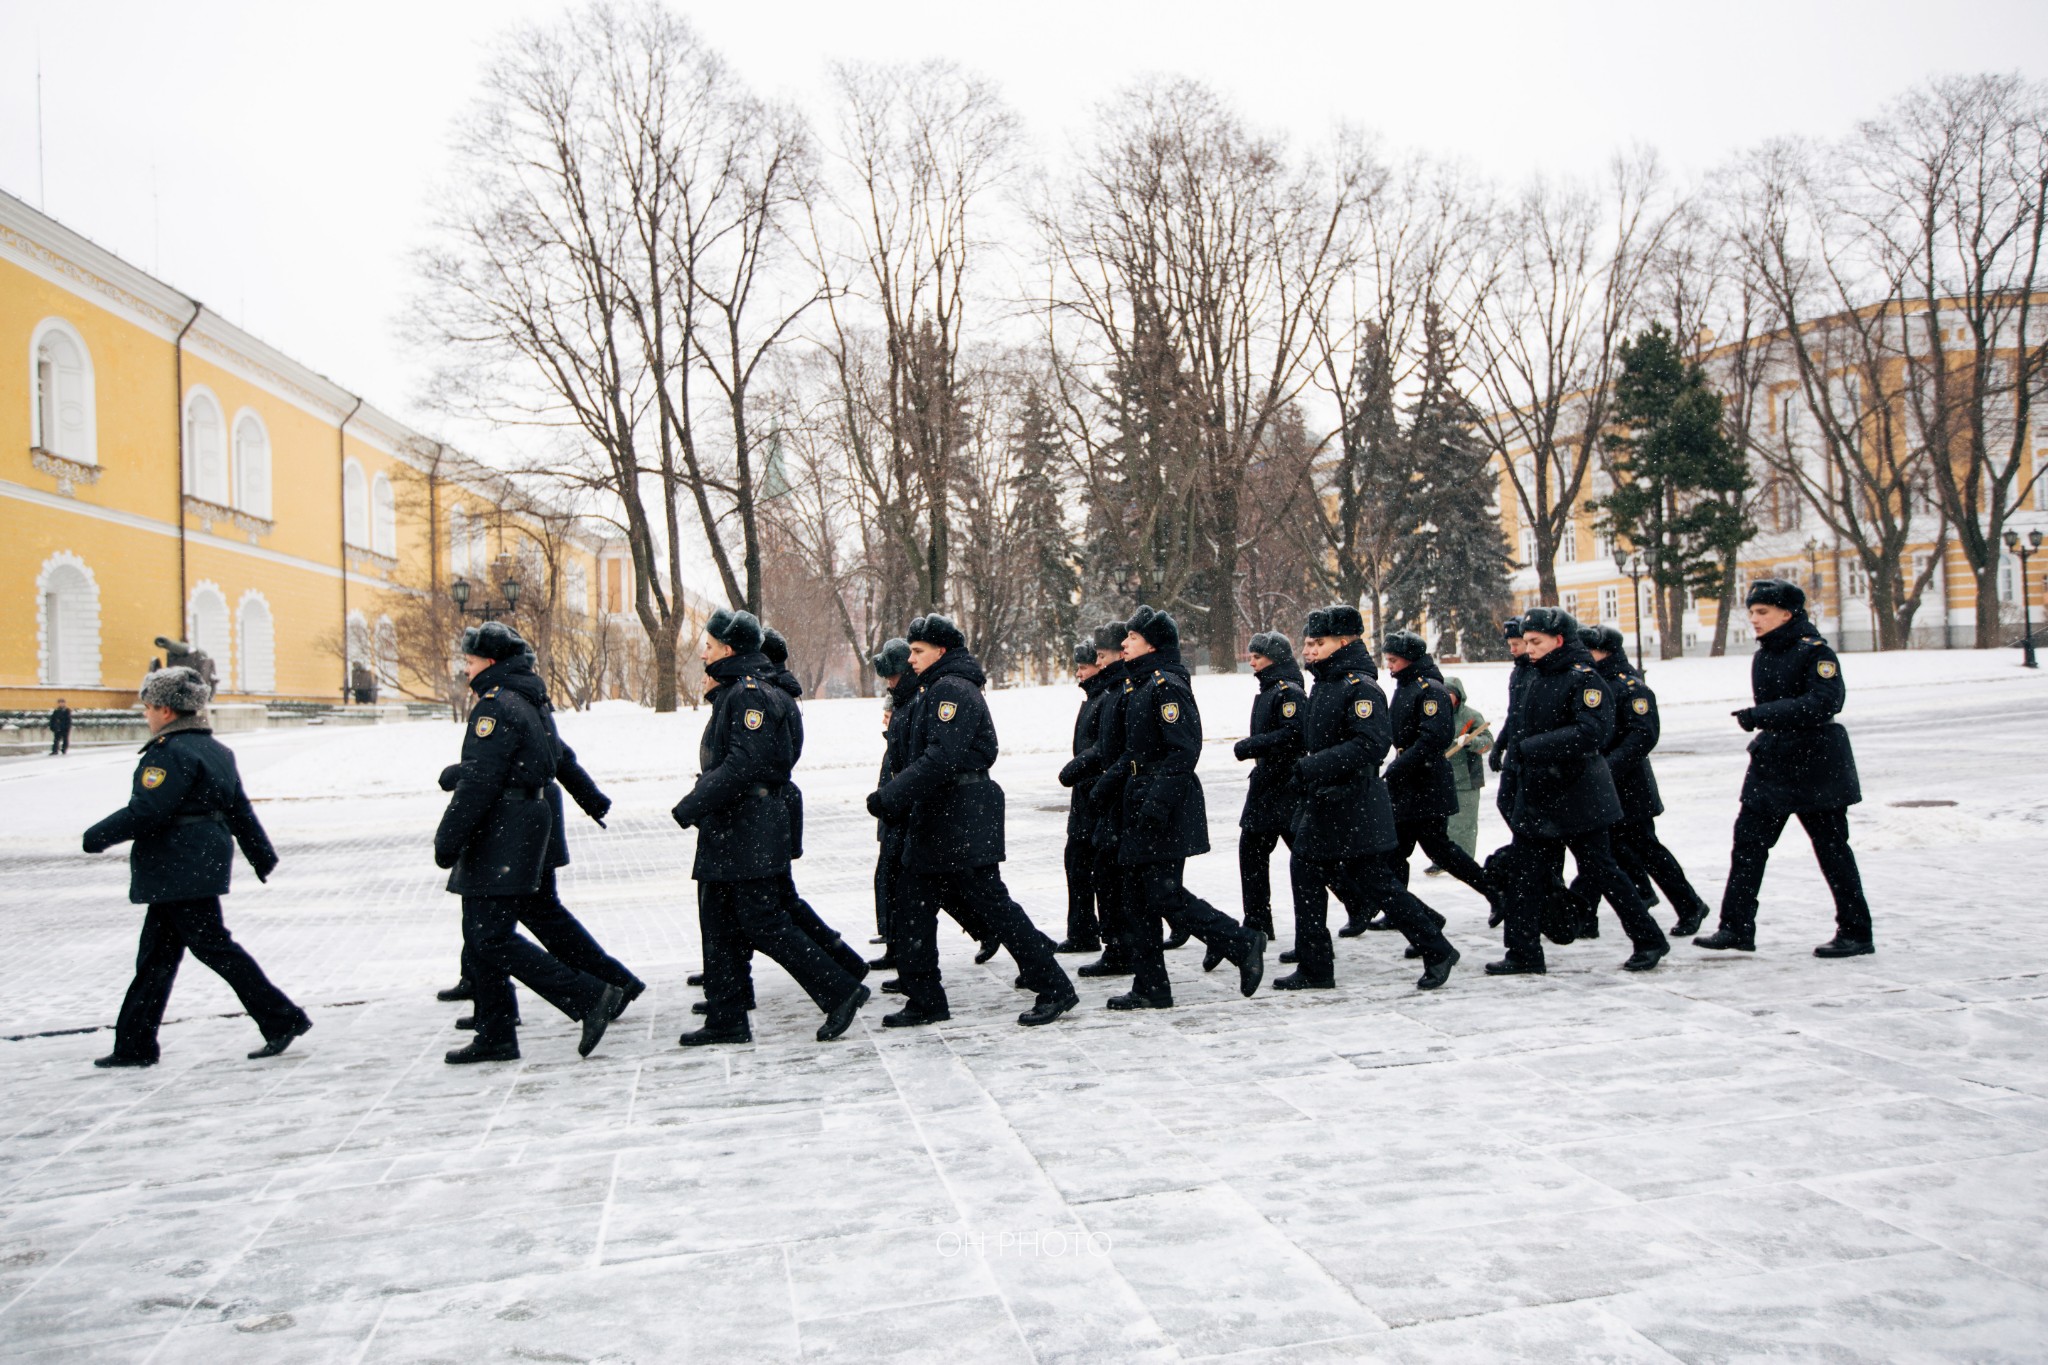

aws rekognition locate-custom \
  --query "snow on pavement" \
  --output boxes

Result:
[0,649,2045,1361]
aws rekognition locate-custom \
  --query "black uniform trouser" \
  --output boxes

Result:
[1064,834,1101,946]
[874,834,899,943]
[1390,816,1493,901]
[465,895,608,1045]
[1718,804,1871,941]
[112,897,302,1059]
[1577,814,1707,921]
[700,876,859,1029]
[1238,828,1291,939]
[783,876,868,978]
[1089,838,1133,967]
[1289,855,1453,982]
[894,863,1070,1013]
[1498,828,1668,967]
[50,730,69,755]
[464,867,641,1008]
[1125,859,1260,1001]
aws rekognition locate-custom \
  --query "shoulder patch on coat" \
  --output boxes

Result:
[744,708,765,730]
[1632,696,1650,715]
[1817,659,1838,678]
[141,766,167,789]
[1280,700,1297,718]
[473,716,497,738]
[1354,698,1374,718]
[1423,698,1439,716]
[1161,701,1181,723]
[936,700,959,722]
[484,688,499,697]
[1582,688,1604,708]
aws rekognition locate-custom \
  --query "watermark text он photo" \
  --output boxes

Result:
[936,1229,1113,1259]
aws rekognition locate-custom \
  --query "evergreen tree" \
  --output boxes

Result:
[1008,384,1082,678]
[1389,305,1511,659]
[1595,324,1754,659]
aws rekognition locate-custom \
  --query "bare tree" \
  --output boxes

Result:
[1467,154,1672,603]
[1853,74,2048,647]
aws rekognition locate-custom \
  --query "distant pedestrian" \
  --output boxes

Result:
[82,667,310,1067]
[48,699,71,755]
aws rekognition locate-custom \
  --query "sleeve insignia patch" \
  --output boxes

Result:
[141,767,167,789]
[1354,699,1374,718]
[1632,697,1650,715]
[936,701,959,722]
[474,717,497,738]
[1280,701,1297,718]
[1817,660,1838,678]
[1423,699,1439,716]
[1583,688,1604,708]
[484,688,499,697]
[1161,701,1181,723]
[744,709,765,730]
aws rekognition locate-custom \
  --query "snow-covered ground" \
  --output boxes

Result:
[1,648,2045,1362]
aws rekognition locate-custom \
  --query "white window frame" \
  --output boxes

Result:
[236,590,277,694]
[29,317,98,464]
[183,386,230,506]
[343,459,370,549]
[371,472,398,556]
[231,408,273,520]
[36,551,102,686]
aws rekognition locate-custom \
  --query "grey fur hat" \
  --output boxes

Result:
[1073,641,1097,667]
[1246,630,1293,663]
[1520,605,1579,639]
[1304,604,1365,638]
[1092,620,1128,653]
[762,627,789,667]
[871,637,911,679]
[459,620,526,662]
[1127,604,1179,650]
[906,614,967,650]
[1382,630,1429,663]
[706,608,765,655]
[140,666,209,714]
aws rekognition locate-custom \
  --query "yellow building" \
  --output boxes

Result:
[1,188,636,712]
[1491,304,2048,655]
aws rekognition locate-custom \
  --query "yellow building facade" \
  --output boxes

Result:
[1,189,626,711]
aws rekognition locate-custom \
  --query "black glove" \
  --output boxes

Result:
[1088,774,1121,809]
[1487,747,1504,772]
[670,800,695,830]
[1057,756,1088,788]
[577,792,612,827]
[1232,738,1253,761]
[865,790,887,820]
[433,837,460,869]
[252,855,278,883]
[1732,708,1757,732]
[437,763,461,793]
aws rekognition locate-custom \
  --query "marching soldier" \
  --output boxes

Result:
[83,666,310,1067]
[1280,606,1459,991]
[1695,579,1875,958]
[1090,605,1267,1009]
[675,609,870,1046]
[1485,608,1669,976]
[435,623,627,1062]
[1055,641,1115,954]
[441,645,645,1033]
[866,615,1076,1027]
[1069,622,1137,981]
[870,638,916,965]
[1381,631,1498,910]
[1231,630,1306,942]
[1572,626,1711,937]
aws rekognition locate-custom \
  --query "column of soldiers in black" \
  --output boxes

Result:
[77,577,1874,1068]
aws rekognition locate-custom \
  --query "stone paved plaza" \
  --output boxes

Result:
[2,653,2046,1362]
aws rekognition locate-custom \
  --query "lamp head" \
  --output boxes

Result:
[450,577,471,607]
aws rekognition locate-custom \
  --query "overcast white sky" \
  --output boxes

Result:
[3,0,2044,453]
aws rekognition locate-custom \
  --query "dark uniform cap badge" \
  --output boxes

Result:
[1423,699,1439,716]
[474,717,496,737]
[141,767,167,789]
[1817,660,1838,678]
[1354,699,1373,718]
[1161,702,1181,723]
[1632,697,1650,715]
[1281,701,1297,718]
[1583,688,1603,708]
[744,708,765,730]
[937,701,959,722]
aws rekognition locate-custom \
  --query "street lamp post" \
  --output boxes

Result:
[1621,551,1648,665]
[451,553,523,624]
[2003,528,2043,669]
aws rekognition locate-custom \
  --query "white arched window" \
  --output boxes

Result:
[187,581,232,685]
[375,616,399,688]
[233,411,272,520]
[37,552,101,686]
[564,560,589,615]
[449,506,470,575]
[184,388,229,505]
[372,473,397,556]
[237,592,276,694]
[470,520,490,578]
[343,459,369,548]
[31,319,97,464]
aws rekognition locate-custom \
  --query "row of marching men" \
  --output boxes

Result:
[78,578,1873,1065]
